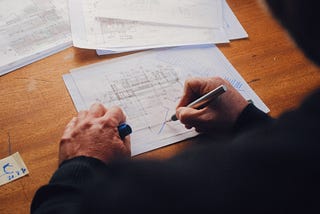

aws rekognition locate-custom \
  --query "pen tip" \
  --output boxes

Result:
[171,114,178,121]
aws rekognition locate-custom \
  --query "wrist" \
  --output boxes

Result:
[233,103,273,133]
[51,156,107,185]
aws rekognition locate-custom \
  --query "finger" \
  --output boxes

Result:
[101,106,126,127]
[177,77,228,108]
[61,117,77,139]
[185,124,193,129]
[177,107,215,128]
[88,103,107,118]
[178,77,219,108]
[77,110,88,121]
[176,107,201,124]
[177,78,203,108]
[122,136,131,156]
[65,117,77,131]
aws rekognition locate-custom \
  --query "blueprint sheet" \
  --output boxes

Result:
[69,0,230,51]
[95,0,223,28]
[0,0,72,76]
[95,1,248,55]
[63,45,269,156]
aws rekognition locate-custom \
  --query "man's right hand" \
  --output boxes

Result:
[176,77,249,133]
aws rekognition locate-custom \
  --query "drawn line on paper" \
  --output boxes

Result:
[225,77,244,91]
[98,63,182,132]
[158,107,170,134]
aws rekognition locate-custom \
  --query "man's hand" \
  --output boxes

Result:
[176,77,249,133]
[59,103,131,164]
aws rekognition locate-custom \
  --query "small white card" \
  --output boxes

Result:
[0,152,29,186]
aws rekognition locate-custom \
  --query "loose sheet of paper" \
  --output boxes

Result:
[63,45,269,156]
[69,0,229,51]
[95,0,248,55]
[0,152,29,186]
[223,1,248,40]
[95,0,223,28]
[0,0,72,76]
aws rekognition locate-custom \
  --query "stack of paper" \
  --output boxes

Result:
[0,0,72,76]
[63,1,257,155]
[0,0,248,76]
[69,0,248,54]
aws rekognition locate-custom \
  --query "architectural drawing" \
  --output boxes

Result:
[96,64,182,131]
[70,0,228,50]
[0,0,71,76]
[95,0,223,28]
[64,46,269,155]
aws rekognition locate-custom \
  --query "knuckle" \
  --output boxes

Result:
[211,77,226,86]
[185,77,193,85]
[79,119,93,129]
[102,117,118,127]
[109,117,118,126]
[179,112,192,125]
[112,106,123,114]
[79,110,88,114]
[96,103,105,110]
[213,76,224,82]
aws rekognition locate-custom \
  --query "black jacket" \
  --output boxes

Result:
[31,88,320,214]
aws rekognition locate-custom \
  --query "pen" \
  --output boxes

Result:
[168,84,227,122]
[118,123,132,139]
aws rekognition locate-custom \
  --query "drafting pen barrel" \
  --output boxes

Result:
[170,85,227,121]
[118,123,132,139]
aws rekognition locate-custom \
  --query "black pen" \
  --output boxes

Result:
[167,84,227,122]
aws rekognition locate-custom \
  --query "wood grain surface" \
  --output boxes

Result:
[0,0,319,213]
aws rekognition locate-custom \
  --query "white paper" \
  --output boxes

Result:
[95,0,223,28]
[223,0,248,40]
[69,0,229,51]
[0,152,29,186]
[0,0,72,76]
[96,0,248,55]
[63,45,269,156]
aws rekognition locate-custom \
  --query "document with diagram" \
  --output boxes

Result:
[63,45,269,156]
[0,0,72,76]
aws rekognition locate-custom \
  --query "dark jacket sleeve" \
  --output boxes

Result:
[30,104,273,214]
[30,89,320,214]
[233,103,274,134]
[31,156,107,214]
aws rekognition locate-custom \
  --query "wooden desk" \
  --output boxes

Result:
[0,0,319,213]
